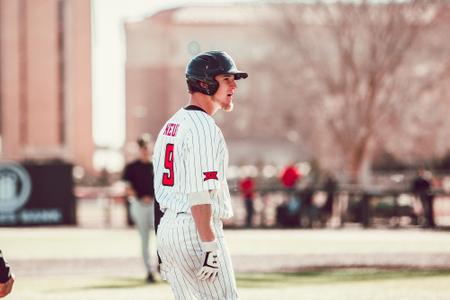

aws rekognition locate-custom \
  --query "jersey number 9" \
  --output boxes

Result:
[162,144,174,186]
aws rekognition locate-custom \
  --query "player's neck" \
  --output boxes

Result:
[189,94,219,116]
[139,155,149,163]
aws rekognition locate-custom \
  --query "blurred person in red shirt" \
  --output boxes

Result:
[276,164,302,227]
[239,176,255,228]
[280,164,301,189]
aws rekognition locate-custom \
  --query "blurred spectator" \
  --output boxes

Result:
[411,169,435,228]
[276,194,301,228]
[280,164,301,188]
[0,250,14,298]
[239,176,255,228]
[298,178,316,228]
[97,168,111,186]
[321,173,337,225]
[259,191,271,227]
[122,134,156,283]
[277,164,302,227]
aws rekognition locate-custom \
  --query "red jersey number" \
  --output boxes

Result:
[162,144,174,186]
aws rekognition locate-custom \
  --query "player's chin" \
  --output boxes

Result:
[222,101,234,112]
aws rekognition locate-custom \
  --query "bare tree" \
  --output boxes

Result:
[268,0,450,183]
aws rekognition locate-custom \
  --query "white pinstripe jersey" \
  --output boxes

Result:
[153,106,233,219]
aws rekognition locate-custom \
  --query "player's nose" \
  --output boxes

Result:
[230,78,237,89]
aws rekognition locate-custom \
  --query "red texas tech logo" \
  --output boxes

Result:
[203,171,218,181]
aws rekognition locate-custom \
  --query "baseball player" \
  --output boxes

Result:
[122,134,156,283]
[0,250,14,298]
[153,50,248,299]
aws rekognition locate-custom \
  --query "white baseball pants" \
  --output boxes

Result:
[130,199,154,274]
[157,210,238,300]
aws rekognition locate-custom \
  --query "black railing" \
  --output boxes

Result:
[230,186,450,229]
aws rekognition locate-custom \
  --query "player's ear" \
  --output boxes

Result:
[199,81,208,89]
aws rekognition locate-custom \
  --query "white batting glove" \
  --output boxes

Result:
[197,241,220,282]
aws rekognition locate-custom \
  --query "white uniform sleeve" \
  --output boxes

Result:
[184,123,221,193]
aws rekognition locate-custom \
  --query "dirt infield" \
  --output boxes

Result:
[3,227,450,278]
[10,252,450,278]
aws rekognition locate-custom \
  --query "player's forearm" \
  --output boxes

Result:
[142,195,154,203]
[0,251,10,284]
[191,204,215,242]
[125,185,136,198]
[0,276,14,298]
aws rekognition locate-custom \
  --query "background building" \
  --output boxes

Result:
[0,0,94,174]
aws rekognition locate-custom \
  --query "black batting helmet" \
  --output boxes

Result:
[186,51,248,96]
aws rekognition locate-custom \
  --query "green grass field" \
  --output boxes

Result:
[2,227,450,299]
[7,269,450,300]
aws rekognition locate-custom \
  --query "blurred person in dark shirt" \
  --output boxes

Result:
[322,172,337,225]
[122,134,156,283]
[411,169,435,227]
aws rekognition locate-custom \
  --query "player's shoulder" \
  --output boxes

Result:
[125,159,140,169]
[122,160,136,177]
[158,106,219,142]
[183,107,218,132]
[155,109,185,138]
[183,106,214,122]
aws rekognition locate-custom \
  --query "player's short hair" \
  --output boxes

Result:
[137,133,151,149]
